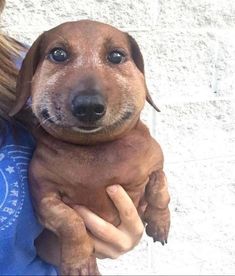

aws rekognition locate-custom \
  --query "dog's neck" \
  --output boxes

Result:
[33,118,149,147]
[34,115,143,146]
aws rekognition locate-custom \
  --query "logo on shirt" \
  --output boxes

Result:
[0,145,32,231]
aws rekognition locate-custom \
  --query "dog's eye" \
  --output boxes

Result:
[108,51,126,64]
[49,48,68,63]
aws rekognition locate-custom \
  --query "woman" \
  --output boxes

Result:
[0,0,144,274]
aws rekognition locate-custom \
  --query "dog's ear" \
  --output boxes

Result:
[9,33,45,116]
[127,34,160,112]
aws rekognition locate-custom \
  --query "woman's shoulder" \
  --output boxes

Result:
[1,119,35,150]
[0,119,35,235]
[14,48,27,70]
[0,119,56,275]
[11,42,29,70]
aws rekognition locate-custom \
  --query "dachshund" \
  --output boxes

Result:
[10,20,170,275]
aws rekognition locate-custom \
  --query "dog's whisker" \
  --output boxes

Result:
[36,115,57,129]
[24,105,32,110]
[23,80,33,85]
[42,115,57,124]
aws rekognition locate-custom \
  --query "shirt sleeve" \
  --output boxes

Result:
[14,45,29,70]
[0,120,57,275]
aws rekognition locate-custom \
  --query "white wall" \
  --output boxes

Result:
[2,0,235,274]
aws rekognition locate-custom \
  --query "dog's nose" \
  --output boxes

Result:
[71,93,106,122]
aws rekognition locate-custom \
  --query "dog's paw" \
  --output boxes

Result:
[61,256,100,276]
[145,220,170,245]
[144,205,170,245]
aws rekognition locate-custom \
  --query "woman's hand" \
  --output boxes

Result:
[35,185,144,265]
[74,185,144,259]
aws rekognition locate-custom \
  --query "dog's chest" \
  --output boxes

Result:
[42,134,156,188]
[34,126,162,223]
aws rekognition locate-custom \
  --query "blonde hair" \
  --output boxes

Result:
[0,0,25,119]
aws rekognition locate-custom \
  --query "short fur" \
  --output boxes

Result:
[10,20,170,275]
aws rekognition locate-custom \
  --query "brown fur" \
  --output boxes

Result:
[10,20,170,275]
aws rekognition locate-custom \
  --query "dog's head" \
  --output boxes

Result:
[10,20,159,144]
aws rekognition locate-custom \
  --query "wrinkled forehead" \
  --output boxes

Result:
[42,20,130,52]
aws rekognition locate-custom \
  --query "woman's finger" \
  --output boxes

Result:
[106,185,144,235]
[73,205,126,243]
[87,231,133,259]
[92,237,124,259]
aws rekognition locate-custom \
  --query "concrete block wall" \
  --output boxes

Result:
[2,0,235,274]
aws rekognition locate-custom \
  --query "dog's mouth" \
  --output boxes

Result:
[71,126,103,133]
[38,106,135,136]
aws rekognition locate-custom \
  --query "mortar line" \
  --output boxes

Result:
[166,155,235,165]
[210,32,220,95]
[157,96,235,106]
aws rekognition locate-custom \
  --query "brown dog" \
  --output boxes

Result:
[10,20,170,275]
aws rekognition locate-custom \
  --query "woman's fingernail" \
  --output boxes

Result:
[107,185,118,194]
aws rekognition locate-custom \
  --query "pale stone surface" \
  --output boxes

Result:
[2,0,235,274]
[157,0,235,28]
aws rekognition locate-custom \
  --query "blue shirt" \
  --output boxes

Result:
[0,120,57,275]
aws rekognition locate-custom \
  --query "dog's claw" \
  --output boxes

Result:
[152,233,168,245]
[146,221,170,246]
